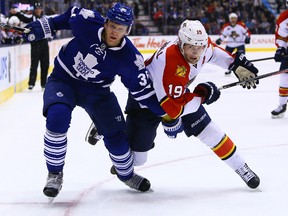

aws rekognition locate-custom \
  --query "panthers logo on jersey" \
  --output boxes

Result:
[230,30,240,40]
[175,65,187,77]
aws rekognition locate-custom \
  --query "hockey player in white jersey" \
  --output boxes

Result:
[87,20,260,190]
[216,13,251,75]
[23,2,166,199]
[271,1,288,118]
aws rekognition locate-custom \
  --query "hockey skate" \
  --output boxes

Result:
[123,173,151,192]
[85,122,103,145]
[271,104,286,119]
[110,165,150,192]
[43,172,63,200]
[235,163,260,189]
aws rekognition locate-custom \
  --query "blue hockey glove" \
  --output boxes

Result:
[244,36,250,44]
[23,17,56,42]
[193,82,220,105]
[274,47,287,62]
[162,118,184,139]
[228,52,259,89]
[215,38,222,45]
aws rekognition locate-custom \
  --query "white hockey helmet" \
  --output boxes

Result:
[178,20,208,50]
[8,16,20,26]
[229,13,238,20]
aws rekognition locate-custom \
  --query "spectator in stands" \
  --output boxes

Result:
[44,2,56,15]
[1,5,23,45]
[153,7,164,33]
[133,20,149,35]
[149,0,275,36]
[133,2,140,19]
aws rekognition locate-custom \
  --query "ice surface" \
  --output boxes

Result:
[0,52,287,216]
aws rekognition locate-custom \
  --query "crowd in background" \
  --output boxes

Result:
[148,0,280,35]
[0,0,285,46]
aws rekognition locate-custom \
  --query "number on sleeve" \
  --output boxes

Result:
[138,73,148,86]
[168,84,184,98]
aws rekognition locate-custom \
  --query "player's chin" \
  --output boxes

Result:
[107,37,120,46]
[187,57,199,64]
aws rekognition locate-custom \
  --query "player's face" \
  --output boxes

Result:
[182,44,206,64]
[104,20,128,47]
[230,17,237,26]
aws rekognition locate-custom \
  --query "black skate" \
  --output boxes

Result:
[85,122,103,145]
[235,163,260,189]
[123,174,151,192]
[225,70,232,75]
[110,165,150,192]
[271,104,286,119]
[110,165,117,175]
[43,172,63,199]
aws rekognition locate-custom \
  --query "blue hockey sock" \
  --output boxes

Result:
[44,129,67,173]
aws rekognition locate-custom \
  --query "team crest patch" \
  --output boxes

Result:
[175,65,187,77]
[79,8,95,19]
[134,54,145,70]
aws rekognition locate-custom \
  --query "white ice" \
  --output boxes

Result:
[0,52,288,216]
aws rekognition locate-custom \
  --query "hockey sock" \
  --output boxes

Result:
[44,129,67,173]
[212,135,236,160]
[44,103,72,173]
[104,130,134,181]
[212,135,245,170]
[197,121,245,170]
[279,86,288,105]
[109,150,134,181]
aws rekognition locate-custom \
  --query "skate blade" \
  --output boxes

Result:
[271,113,285,119]
[47,197,55,203]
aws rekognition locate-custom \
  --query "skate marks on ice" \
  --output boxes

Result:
[0,139,287,216]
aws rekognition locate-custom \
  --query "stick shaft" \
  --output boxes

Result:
[250,57,274,62]
[0,22,30,33]
[218,69,288,90]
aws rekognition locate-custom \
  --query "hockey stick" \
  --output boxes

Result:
[218,68,288,90]
[0,22,30,33]
[250,55,288,62]
[250,57,274,62]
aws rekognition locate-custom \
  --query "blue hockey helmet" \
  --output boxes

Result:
[106,2,134,33]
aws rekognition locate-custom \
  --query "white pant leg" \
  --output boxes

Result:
[132,151,148,166]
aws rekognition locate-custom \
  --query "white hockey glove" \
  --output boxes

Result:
[228,52,259,89]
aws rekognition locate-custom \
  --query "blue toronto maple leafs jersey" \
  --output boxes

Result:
[49,6,164,116]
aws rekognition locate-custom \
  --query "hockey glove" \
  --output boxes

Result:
[244,36,251,44]
[162,118,184,139]
[193,82,221,105]
[215,38,222,45]
[274,47,287,62]
[228,52,259,89]
[23,17,56,42]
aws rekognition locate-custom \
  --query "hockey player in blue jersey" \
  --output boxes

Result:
[23,3,165,199]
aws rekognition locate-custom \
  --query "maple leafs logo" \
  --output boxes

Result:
[134,54,145,70]
[79,8,95,19]
[73,52,100,80]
